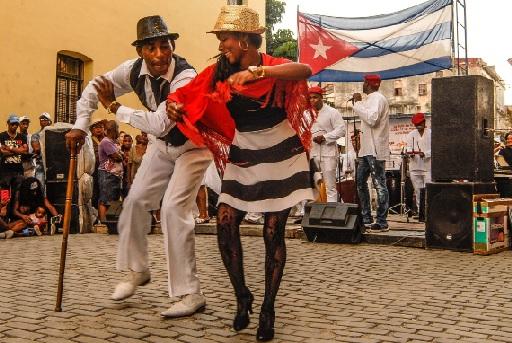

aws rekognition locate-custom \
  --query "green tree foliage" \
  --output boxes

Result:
[265,0,298,61]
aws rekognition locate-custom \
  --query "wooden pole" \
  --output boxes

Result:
[55,143,77,312]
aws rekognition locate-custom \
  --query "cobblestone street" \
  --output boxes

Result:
[2,233,512,342]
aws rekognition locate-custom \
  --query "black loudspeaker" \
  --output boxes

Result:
[44,129,71,182]
[302,202,361,243]
[46,181,79,234]
[105,200,123,234]
[431,75,494,182]
[426,182,496,252]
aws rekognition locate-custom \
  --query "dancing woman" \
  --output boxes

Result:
[166,6,317,340]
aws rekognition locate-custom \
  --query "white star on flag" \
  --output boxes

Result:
[309,38,332,59]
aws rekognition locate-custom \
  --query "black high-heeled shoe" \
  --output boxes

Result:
[256,309,275,341]
[233,291,254,331]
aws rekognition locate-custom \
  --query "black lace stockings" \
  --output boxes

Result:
[216,203,291,311]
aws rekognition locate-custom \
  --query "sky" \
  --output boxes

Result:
[274,0,512,104]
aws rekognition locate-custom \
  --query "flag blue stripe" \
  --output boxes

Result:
[350,22,451,58]
[309,57,452,82]
[301,0,451,31]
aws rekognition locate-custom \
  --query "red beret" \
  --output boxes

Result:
[411,113,426,125]
[308,86,324,95]
[364,74,381,86]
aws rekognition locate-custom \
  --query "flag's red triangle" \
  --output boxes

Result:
[298,14,359,75]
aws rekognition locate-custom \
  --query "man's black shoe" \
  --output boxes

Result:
[370,223,389,232]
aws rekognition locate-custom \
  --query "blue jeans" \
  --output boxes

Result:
[356,155,389,226]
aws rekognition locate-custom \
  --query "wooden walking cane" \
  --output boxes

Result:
[55,142,78,312]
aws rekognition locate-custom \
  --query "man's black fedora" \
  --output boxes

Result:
[132,15,179,46]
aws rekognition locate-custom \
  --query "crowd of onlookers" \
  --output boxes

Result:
[0,114,149,239]
[0,113,62,238]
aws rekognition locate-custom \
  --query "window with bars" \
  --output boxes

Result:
[55,54,83,123]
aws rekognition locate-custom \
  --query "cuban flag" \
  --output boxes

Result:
[298,0,453,82]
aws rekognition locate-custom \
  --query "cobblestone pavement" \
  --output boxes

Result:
[2,234,512,342]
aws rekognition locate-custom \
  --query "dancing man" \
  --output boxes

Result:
[65,15,211,317]
[352,74,390,232]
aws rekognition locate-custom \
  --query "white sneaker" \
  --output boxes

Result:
[1,230,14,239]
[111,270,151,301]
[160,293,206,318]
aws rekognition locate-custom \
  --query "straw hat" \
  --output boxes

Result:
[208,5,266,34]
[132,15,179,46]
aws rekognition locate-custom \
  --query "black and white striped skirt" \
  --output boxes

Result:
[218,119,316,213]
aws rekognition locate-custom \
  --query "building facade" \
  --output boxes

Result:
[0,0,263,133]
[328,58,506,129]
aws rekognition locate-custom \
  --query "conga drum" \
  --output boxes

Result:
[337,179,357,203]
[385,170,401,208]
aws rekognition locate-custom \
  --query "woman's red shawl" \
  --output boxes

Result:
[167,53,316,171]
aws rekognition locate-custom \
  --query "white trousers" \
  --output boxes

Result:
[410,171,431,211]
[116,140,212,297]
[314,156,338,202]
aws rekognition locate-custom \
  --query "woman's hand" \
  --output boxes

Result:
[227,70,257,86]
[167,101,185,122]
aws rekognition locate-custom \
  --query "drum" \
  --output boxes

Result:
[385,170,401,208]
[337,180,357,203]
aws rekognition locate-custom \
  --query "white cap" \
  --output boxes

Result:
[19,116,30,122]
[39,112,52,121]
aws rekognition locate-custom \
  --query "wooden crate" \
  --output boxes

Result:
[473,194,512,255]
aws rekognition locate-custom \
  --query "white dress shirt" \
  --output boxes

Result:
[405,128,431,173]
[74,57,196,138]
[353,91,390,161]
[310,104,345,158]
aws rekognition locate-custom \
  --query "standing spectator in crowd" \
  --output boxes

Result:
[90,119,106,209]
[127,134,147,186]
[405,113,431,217]
[309,86,345,202]
[117,130,126,146]
[121,134,133,197]
[352,74,390,232]
[0,115,28,189]
[31,112,53,191]
[18,116,36,177]
[97,120,123,223]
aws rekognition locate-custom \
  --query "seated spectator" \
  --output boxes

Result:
[10,177,60,236]
[0,193,15,239]
[98,120,123,223]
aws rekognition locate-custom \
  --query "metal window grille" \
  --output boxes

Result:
[55,54,83,123]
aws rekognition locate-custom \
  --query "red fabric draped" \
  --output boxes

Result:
[168,53,316,171]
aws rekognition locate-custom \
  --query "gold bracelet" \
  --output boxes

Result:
[106,101,120,114]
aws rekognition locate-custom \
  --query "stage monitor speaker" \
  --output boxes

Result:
[44,129,72,182]
[431,75,494,182]
[302,202,361,244]
[426,181,496,252]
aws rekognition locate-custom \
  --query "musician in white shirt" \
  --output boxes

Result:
[309,86,345,202]
[405,113,431,217]
[352,74,390,231]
